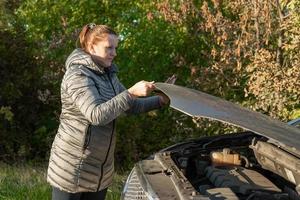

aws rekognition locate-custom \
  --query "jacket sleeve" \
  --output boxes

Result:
[65,70,134,125]
[118,82,162,114]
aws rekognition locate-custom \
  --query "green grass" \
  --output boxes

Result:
[0,163,127,200]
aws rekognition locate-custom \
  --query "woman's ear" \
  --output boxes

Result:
[87,43,94,54]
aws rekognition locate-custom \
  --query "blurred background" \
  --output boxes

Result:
[0,0,299,199]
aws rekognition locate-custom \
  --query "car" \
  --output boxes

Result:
[121,83,300,200]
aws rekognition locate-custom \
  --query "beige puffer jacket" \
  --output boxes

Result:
[47,49,161,193]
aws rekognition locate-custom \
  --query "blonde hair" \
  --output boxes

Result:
[77,23,118,53]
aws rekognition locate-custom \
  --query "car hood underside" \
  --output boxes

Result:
[154,83,300,151]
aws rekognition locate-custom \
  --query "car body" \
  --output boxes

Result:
[121,83,300,200]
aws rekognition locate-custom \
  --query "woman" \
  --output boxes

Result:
[47,23,169,200]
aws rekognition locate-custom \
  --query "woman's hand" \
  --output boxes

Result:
[156,74,175,106]
[157,92,170,106]
[128,81,155,98]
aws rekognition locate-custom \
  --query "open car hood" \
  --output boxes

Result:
[155,83,300,151]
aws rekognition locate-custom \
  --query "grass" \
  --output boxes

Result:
[0,162,127,200]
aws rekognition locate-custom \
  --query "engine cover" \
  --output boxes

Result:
[205,166,281,195]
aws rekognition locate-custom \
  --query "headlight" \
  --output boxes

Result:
[121,163,159,200]
[121,168,147,200]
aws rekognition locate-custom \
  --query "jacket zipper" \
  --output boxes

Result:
[77,124,91,186]
[83,124,91,150]
[97,72,117,191]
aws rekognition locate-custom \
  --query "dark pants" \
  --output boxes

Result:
[52,187,107,200]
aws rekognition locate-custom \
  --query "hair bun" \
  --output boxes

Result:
[88,23,96,30]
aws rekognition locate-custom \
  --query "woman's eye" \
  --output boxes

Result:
[106,46,118,52]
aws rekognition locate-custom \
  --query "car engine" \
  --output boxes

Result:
[122,133,300,200]
[169,133,300,200]
[195,150,283,199]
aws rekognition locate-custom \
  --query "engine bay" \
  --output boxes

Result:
[169,133,300,200]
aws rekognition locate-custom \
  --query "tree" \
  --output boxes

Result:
[0,0,58,162]
[155,0,300,120]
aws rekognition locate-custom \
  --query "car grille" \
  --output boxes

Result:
[123,169,148,200]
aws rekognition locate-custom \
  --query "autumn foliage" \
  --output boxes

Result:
[156,0,300,119]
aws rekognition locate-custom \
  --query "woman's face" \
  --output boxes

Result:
[90,34,119,67]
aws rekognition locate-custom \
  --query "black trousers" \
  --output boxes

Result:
[52,187,107,200]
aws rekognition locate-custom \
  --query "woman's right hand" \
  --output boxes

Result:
[128,81,155,98]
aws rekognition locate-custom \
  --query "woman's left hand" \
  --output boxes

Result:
[157,92,170,106]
